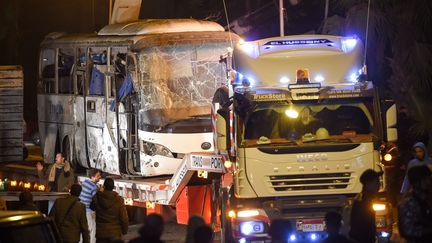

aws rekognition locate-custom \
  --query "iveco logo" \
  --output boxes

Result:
[297,153,328,162]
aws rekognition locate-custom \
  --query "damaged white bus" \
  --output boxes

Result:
[37,19,236,176]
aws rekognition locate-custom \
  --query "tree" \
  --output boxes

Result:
[323,0,432,147]
[387,0,432,147]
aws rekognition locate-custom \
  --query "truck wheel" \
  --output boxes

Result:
[220,188,234,243]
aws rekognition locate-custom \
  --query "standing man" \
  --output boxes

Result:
[36,152,75,192]
[401,142,432,193]
[91,178,128,243]
[79,169,101,243]
[398,165,432,243]
[349,169,380,243]
[50,184,90,243]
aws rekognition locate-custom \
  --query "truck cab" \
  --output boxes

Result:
[216,35,395,242]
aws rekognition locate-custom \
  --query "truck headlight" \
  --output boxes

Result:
[383,153,392,162]
[141,141,174,158]
[239,221,265,236]
[237,209,259,218]
[373,203,386,211]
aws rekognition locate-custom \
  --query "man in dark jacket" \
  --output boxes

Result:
[17,190,39,211]
[36,152,75,192]
[50,184,90,243]
[398,165,432,243]
[349,169,380,243]
[91,178,128,243]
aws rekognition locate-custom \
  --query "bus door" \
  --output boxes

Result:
[84,47,110,171]
[56,47,76,163]
[122,53,140,173]
[73,47,89,168]
[104,46,130,175]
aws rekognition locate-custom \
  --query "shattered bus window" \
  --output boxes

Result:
[138,42,228,133]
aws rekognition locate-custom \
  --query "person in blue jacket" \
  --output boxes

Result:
[400,142,432,193]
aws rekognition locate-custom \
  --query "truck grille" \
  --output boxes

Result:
[268,173,352,191]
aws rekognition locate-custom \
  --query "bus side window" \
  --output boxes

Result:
[111,47,127,97]
[76,47,87,95]
[88,47,106,96]
[58,48,74,94]
[41,49,56,94]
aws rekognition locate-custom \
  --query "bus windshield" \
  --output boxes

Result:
[240,99,376,147]
[137,41,229,133]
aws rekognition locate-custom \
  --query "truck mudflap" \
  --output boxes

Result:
[77,153,227,206]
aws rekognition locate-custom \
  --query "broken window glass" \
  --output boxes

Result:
[88,47,107,96]
[41,49,56,94]
[137,41,229,133]
[58,48,74,94]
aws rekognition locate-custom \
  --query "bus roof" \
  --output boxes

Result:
[98,19,225,36]
[40,31,237,50]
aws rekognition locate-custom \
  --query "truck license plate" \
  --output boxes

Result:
[297,219,325,232]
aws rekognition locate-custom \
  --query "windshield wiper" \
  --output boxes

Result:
[188,114,211,119]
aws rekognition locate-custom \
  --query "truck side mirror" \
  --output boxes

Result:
[385,103,397,142]
[216,108,231,151]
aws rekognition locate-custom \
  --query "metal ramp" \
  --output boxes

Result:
[78,153,225,206]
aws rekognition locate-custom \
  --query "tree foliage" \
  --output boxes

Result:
[324,0,432,143]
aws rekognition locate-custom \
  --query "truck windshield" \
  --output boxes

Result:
[241,99,375,147]
[137,41,229,133]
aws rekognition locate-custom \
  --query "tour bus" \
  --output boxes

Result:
[37,19,237,176]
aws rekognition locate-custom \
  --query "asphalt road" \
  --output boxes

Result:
[123,223,188,243]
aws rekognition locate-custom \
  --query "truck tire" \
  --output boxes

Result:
[220,187,234,243]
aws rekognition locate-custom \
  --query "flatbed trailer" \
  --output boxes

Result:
[78,153,228,225]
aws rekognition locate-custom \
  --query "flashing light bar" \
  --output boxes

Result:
[288,83,321,90]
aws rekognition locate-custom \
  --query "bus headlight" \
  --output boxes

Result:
[239,221,265,236]
[141,141,174,158]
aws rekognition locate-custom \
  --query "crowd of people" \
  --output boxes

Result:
[1,142,431,243]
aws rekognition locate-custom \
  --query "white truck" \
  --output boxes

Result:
[214,35,396,242]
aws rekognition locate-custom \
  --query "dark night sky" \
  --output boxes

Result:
[0,0,327,128]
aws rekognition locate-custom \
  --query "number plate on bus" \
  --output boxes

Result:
[296,219,325,232]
